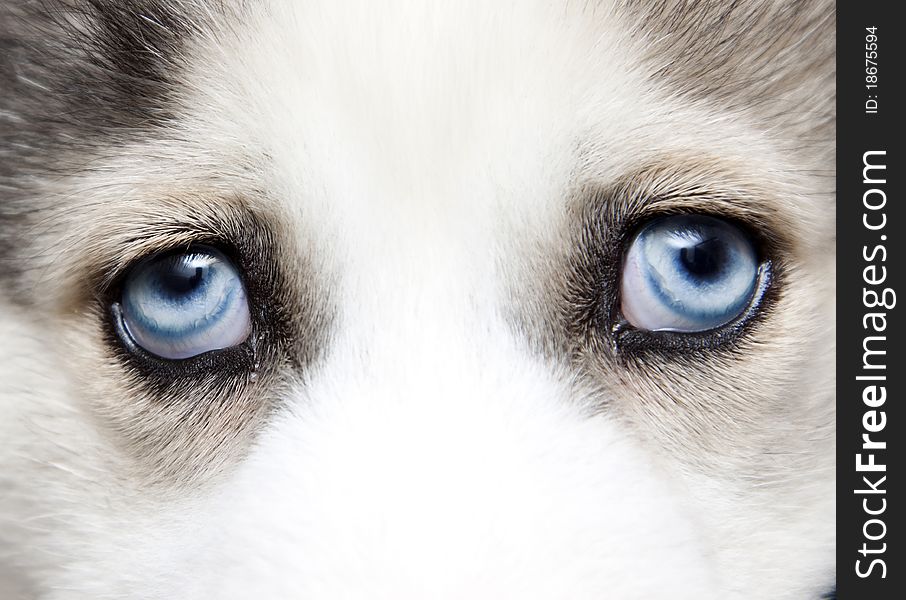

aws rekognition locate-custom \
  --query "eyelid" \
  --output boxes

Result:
[577,158,795,258]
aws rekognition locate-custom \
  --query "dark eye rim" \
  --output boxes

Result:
[565,204,783,362]
[612,259,776,356]
[109,298,259,375]
[607,210,781,358]
[102,238,278,384]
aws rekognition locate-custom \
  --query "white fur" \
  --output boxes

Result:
[0,1,835,598]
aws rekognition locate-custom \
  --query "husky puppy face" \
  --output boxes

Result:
[1,1,835,598]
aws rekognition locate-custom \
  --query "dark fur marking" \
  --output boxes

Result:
[1,1,209,285]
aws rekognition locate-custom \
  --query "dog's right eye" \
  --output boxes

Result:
[114,247,251,360]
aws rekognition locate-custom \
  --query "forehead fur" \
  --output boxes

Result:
[0,0,205,277]
[626,0,834,130]
[0,0,834,171]
[1,0,835,281]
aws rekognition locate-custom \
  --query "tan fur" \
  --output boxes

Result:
[1,1,835,598]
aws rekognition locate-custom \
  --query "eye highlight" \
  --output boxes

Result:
[620,215,760,333]
[115,247,251,360]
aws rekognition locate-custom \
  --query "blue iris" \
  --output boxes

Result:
[620,215,760,332]
[119,247,251,359]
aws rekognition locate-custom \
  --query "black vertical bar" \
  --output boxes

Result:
[837,1,904,598]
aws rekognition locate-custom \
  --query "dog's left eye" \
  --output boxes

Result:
[619,215,760,332]
[116,247,251,359]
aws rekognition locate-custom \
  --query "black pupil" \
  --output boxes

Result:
[679,237,727,282]
[158,258,206,296]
